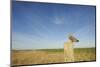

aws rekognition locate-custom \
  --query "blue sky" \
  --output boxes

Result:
[12,1,96,50]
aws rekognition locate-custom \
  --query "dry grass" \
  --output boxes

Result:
[11,48,96,66]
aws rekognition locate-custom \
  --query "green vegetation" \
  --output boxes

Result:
[12,48,96,66]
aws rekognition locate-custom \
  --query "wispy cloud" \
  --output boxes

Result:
[12,1,96,49]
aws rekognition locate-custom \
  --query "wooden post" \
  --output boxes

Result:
[64,35,79,62]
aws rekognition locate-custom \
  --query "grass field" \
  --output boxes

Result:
[11,48,96,66]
